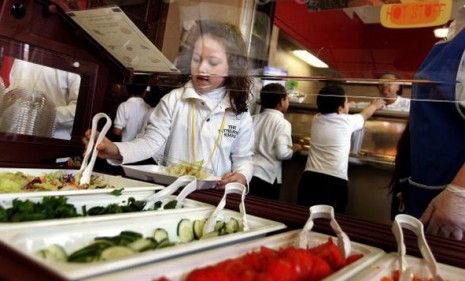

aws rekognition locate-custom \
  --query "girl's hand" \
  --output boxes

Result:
[82,129,122,160]
[216,172,247,189]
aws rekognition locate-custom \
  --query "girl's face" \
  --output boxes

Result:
[191,35,229,94]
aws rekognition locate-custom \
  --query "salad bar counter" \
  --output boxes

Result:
[0,169,465,281]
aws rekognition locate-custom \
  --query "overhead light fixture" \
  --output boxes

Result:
[433,27,448,38]
[292,50,328,68]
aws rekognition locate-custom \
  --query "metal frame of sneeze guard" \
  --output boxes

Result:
[203,182,249,234]
[78,113,112,185]
[143,175,197,210]
[393,214,445,281]
[299,205,351,258]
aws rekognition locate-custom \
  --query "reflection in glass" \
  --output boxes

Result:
[0,59,81,140]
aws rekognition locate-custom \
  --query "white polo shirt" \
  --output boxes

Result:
[114,97,151,141]
[305,113,364,180]
[252,109,293,184]
[114,81,254,182]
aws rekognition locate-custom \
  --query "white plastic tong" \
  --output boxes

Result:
[143,175,198,210]
[203,182,249,234]
[298,205,351,258]
[78,113,112,185]
[392,214,445,281]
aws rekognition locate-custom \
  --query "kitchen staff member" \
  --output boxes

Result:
[408,24,465,240]
[378,72,410,111]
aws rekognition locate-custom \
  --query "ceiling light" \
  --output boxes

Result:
[433,27,448,38]
[292,50,328,68]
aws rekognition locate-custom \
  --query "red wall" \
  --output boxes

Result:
[274,1,438,79]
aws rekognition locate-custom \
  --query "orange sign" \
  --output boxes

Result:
[380,0,451,28]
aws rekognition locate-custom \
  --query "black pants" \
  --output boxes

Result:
[297,171,348,214]
[249,176,281,200]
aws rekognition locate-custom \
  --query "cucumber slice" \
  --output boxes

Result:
[193,219,206,239]
[37,244,67,262]
[155,239,176,249]
[153,228,169,243]
[225,217,240,234]
[128,238,154,252]
[100,246,136,261]
[200,231,219,240]
[214,221,225,232]
[177,219,194,243]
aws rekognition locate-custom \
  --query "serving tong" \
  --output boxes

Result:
[77,113,112,185]
[392,214,445,281]
[298,204,351,258]
[203,182,249,234]
[143,175,198,210]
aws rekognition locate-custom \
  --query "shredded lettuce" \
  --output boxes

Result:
[0,172,31,193]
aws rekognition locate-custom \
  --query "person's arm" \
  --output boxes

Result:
[55,72,80,127]
[420,163,465,240]
[274,121,293,160]
[360,98,385,120]
[112,94,173,164]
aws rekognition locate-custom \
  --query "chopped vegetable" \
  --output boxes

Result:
[110,188,124,196]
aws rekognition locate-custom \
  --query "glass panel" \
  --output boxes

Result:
[0,38,94,142]
[0,59,81,140]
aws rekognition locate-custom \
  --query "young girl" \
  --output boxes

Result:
[84,21,254,187]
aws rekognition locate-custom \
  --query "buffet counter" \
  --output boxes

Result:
[288,102,408,168]
[1,188,465,281]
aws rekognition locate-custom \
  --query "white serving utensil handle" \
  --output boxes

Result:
[78,113,112,185]
[203,182,248,234]
[143,175,196,210]
[298,205,351,258]
[393,214,444,281]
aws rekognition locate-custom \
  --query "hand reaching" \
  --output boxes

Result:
[216,172,247,189]
[372,98,386,110]
[420,184,465,240]
[82,129,122,161]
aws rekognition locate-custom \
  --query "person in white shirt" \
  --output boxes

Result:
[250,83,295,200]
[378,72,410,111]
[7,59,80,140]
[83,21,254,187]
[297,84,385,213]
[113,84,151,141]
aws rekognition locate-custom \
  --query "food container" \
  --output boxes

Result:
[0,184,286,280]
[122,164,220,190]
[0,188,213,230]
[87,205,384,281]
[350,253,465,281]
[350,214,465,281]
[0,167,163,197]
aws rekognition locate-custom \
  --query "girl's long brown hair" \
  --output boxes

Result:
[177,20,251,114]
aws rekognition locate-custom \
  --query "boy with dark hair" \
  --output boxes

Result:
[297,84,385,212]
[250,83,297,200]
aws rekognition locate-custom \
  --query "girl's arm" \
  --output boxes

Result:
[112,94,173,164]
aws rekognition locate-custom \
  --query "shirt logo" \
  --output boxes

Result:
[223,124,238,138]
